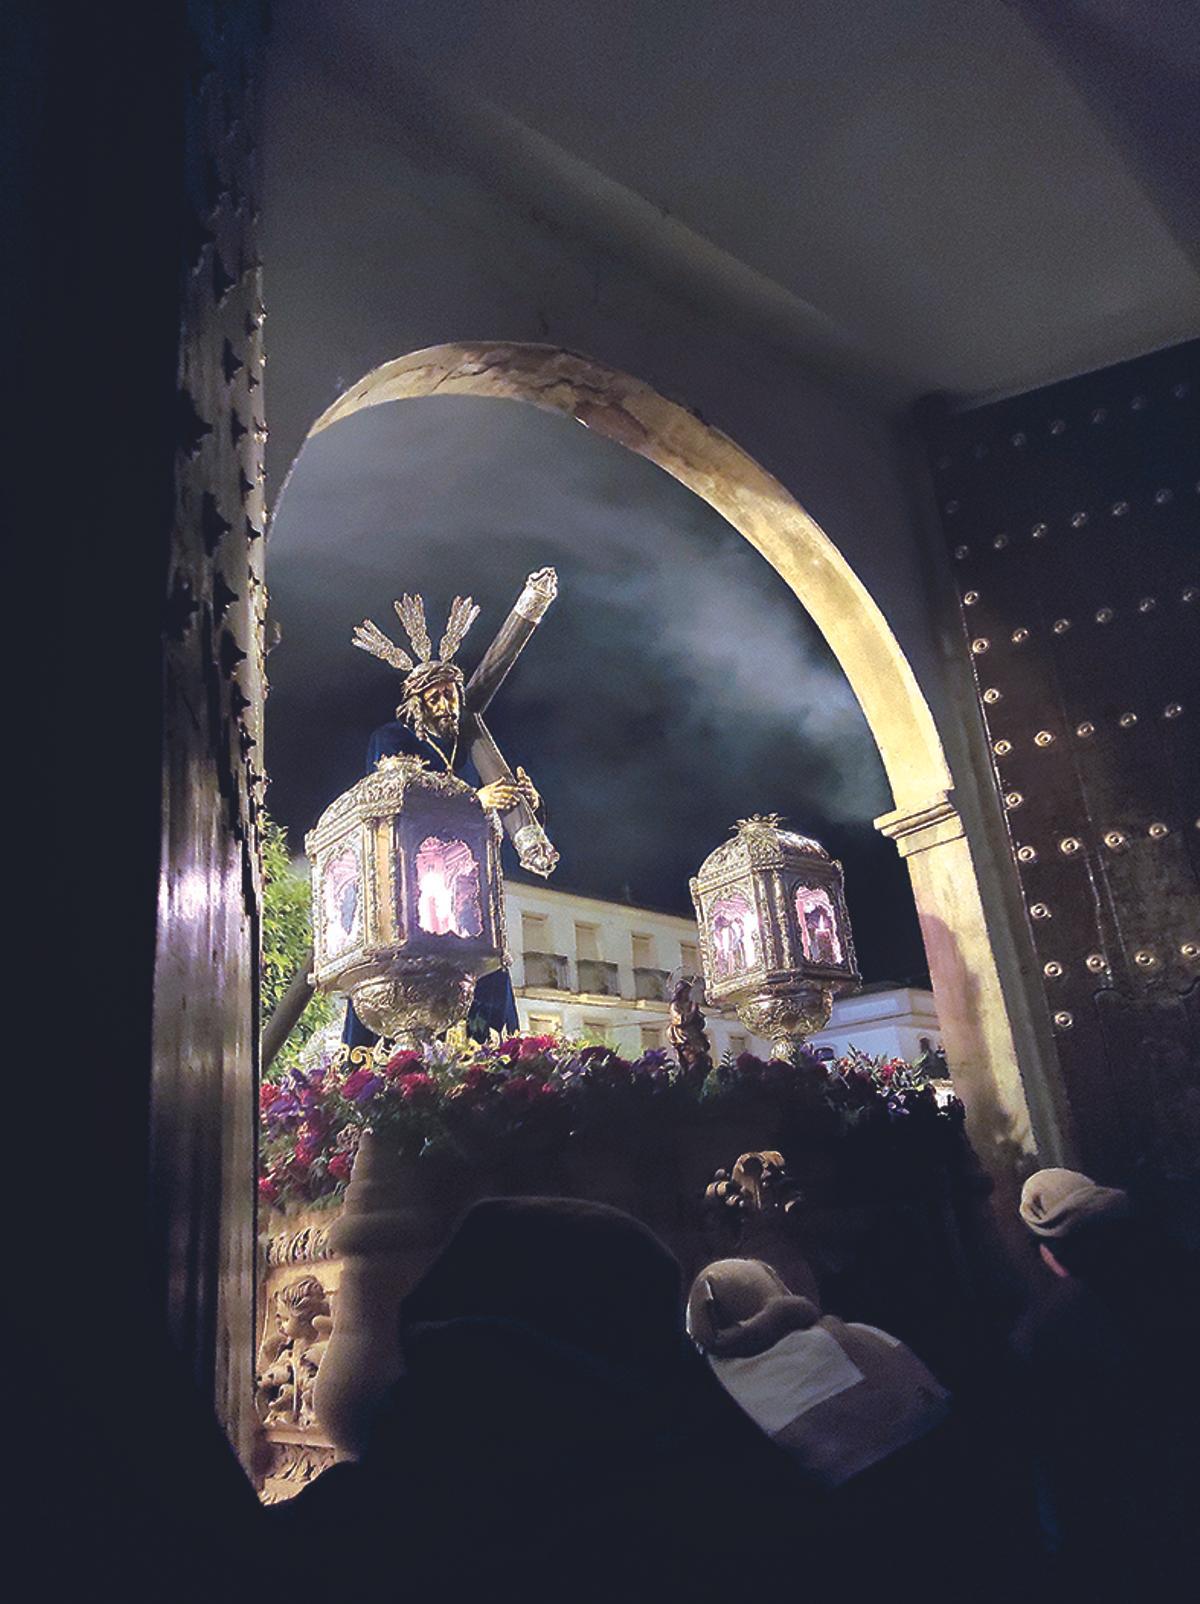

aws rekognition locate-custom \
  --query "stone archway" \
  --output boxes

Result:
[294,340,1061,1192]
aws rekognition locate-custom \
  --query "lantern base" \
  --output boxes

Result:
[735,983,834,1061]
[348,962,475,1044]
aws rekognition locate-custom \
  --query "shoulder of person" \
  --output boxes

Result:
[838,1320,950,1398]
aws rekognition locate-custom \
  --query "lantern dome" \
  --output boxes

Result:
[694,814,831,883]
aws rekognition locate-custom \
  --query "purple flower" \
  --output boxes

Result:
[264,1092,302,1125]
[342,1068,383,1104]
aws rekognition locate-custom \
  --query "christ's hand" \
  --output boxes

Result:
[515,766,540,812]
[477,780,522,812]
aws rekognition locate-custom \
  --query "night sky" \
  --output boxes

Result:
[266,395,927,985]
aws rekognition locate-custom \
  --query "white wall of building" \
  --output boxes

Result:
[804,985,943,1065]
[504,880,941,1065]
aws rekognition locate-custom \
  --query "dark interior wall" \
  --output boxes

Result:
[921,343,1200,1189]
[16,2,266,1595]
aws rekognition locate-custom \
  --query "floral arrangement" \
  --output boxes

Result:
[259,1033,961,1212]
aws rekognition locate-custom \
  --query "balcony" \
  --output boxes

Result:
[522,951,569,990]
[633,966,671,1001]
[576,958,621,996]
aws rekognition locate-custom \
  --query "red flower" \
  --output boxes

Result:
[384,1049,424,1075]
[517,1035,557,1058]
[258,1176,280,1202]
[294,1135,322,1168]
[327,1151,353,1181]
[259,1081,282,1111]
[878,1063,896,1082]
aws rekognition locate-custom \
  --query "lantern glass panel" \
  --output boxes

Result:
[794,884,842,966]
[414,834,484,939]
[320,843,362,959]
[710,890,759,978]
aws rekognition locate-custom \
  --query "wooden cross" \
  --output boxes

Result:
[460,567,560,878]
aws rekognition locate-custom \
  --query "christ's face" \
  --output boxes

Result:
[419,678,462,738]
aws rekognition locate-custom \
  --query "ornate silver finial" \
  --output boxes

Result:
[514,567,558,622]
[734,813,784,833]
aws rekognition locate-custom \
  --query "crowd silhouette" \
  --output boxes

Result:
[273,1174,1199,1602]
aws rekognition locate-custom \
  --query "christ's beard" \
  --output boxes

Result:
[424,713,459,743]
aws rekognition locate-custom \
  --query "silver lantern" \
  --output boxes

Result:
[306,755,508,1047]
[690,814,859,1058]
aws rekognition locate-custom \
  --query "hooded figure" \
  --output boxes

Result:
[272,1200,829,1603]
[687,1258,950,1488]
[1012,1169,1200,1589]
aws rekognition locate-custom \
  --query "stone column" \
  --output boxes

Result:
[876,790,1072,1258]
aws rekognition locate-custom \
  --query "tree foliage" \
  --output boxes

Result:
[261,815,337,1077]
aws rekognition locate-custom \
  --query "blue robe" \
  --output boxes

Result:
[342,718,519,1047]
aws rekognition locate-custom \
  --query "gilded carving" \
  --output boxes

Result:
[259,1442,337,1506]
[255,1274,333,1431]
[264,1219,337,1268]
[705,1151,801,1218]
[667,976,713,1088]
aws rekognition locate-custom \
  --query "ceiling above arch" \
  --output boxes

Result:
[268,0,1199,409]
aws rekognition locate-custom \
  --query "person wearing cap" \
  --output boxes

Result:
[685,1258,1021,1597]
[1013,1167,1200,1590]
[1018,1165,1131,1278]
[686,1257,950,1489]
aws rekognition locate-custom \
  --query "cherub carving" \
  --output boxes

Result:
[256,1275,333,1430]
[258,1358,298,1427]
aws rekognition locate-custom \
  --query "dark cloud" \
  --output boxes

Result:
[266,396,926,983]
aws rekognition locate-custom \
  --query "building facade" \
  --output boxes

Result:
[506,880,942,1065]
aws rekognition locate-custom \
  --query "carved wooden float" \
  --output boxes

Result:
[255,1112,986,1501]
